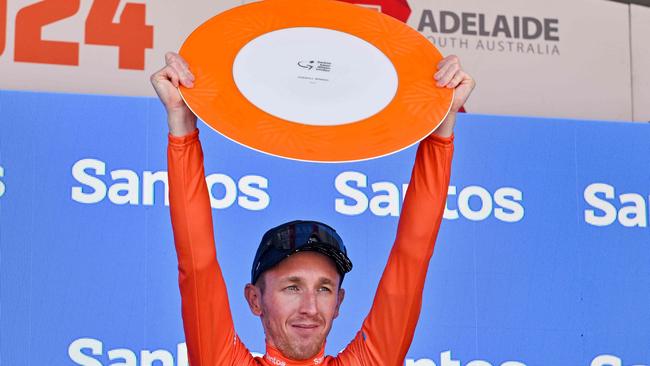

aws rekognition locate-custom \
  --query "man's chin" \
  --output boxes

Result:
[285,337,324,360]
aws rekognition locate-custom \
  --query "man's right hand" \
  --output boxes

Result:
[150,52,198,136]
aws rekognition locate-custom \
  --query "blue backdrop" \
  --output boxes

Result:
[1,91,648,366]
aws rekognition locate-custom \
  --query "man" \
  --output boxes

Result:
[151,51,474,365]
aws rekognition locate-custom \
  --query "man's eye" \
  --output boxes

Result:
[285,285,299,292]
[318,287,332,293]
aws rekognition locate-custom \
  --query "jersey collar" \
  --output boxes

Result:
[264,343,326,366]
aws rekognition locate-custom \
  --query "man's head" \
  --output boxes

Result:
[244,220,353,360]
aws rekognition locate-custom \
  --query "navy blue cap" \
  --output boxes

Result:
[251,220,353,284]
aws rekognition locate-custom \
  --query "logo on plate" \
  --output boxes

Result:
[297,60,332,72]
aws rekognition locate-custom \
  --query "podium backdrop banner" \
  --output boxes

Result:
[1,91,649,365]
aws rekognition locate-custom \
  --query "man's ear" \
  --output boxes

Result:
[244,283,263,316]
[333,288,345,319]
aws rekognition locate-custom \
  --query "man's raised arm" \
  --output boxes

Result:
[152,52,252,366]
[338,56,475,366]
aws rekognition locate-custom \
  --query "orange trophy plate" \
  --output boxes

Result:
[180,0,452,162]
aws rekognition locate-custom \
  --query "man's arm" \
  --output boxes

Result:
[153,53,253,366]
[337,56,474,366]
[150,52,197,136]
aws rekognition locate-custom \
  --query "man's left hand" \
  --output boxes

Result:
[433,55,475,137]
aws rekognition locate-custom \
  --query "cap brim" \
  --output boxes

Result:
[296,244,353,275]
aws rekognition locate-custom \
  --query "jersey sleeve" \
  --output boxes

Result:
[167,129,254,366]
[338,133,454,366]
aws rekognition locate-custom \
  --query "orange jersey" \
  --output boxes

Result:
[168,129,454,366]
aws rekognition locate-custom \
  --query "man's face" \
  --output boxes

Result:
[245,251,345,360]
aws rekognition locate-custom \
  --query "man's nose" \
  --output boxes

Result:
[298,291,319,316]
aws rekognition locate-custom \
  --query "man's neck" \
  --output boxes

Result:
[264,343,326,366]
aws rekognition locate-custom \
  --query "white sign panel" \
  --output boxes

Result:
[0,0,241,97]
[0,0,643,122]
[631,4,650,122]
[406,0,633,121]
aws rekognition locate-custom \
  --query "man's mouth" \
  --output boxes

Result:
[291,323,321,334]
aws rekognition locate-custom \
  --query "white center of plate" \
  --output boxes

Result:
[232,27,398,126]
